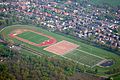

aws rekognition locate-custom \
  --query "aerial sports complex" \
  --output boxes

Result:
[1,25,120,73]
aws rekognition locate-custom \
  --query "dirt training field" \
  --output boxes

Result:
[44,40,79,55]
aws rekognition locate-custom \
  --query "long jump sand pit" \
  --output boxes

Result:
[44,40,79,55]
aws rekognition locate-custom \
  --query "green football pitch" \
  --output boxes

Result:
[1,25,120,76]
[17,31,49,44]
[64,49,104,67]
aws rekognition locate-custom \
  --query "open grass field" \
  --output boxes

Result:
[113,75,120,80]
[1,25,120,76]
[65,49,104,67]
[17,31,49,44]
[9,28,57,47]
[118,26,120,35]
[89,0,120,7]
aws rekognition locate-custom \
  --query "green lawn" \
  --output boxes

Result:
[65,49,103,67]
[17,31,49,44]
[89,0,120,7]
[118,26,120,35]
[113,75,120,80]
[1,25,120,76]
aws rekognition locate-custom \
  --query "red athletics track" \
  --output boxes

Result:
[9,29,57,47]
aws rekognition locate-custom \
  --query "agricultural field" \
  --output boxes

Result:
[1,25,120,76]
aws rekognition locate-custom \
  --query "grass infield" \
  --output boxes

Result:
[17,31,49,44]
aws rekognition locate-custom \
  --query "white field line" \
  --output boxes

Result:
[76,49,105,60]
[0,26,8,33]
[18,32,42,43]
[60,55,91,67]
[49,53,91,67]
[23,33,31,36]
[0,27,103,68]
[19,32,29,36]
[91,59,107,68]
[28,33,42,40]
[76,49,106,68]
[50,48,105,68]
[29,35,38,40]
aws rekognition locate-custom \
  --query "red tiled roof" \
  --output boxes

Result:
[26,12,32,15]
[21,6,27,10]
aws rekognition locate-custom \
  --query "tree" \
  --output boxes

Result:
[0,20,6,26]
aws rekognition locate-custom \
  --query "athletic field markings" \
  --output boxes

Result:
[17,31,49,44]
[49,48,106,68]
[60,55,91,67]
[91,59,107,68]
[19,32,30,36]
[67,49,106,67]
[76,49,105,59]
[50,50,102,67]
[28,35,38,40]
[0,26,105,68]
[0,26,8,33]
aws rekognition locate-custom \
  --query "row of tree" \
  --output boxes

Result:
[0,43,100,80]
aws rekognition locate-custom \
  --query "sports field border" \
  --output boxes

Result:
[9,29,57,47]
[0,26,112,68]
[1,25,120,73]
[63,49,106,67]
